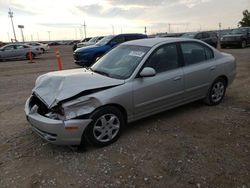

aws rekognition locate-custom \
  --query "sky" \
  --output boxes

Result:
[0,0,249,42]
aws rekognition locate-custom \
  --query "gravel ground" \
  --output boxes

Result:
[0,45,249,188]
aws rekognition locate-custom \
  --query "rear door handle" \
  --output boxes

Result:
[210,66,216,70]
[173,76,182,81]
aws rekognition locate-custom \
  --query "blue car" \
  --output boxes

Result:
[73,33,147,67]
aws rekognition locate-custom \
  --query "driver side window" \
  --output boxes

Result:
[4,45,15,51]
[111,36,125,44]
[144,44,179,73]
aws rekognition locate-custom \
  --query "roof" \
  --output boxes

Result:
[122,37,195,47]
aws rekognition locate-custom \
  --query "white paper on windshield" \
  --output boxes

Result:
[129,51,145,57]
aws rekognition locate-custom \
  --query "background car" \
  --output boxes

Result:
[0,44,42,61]
[181,31,218,48]
[72,37,91,51]
[25,42,50,53]
[76,36,104,49]
[73,33,147,67]
[25,38,236,147]
[220,27,250,48]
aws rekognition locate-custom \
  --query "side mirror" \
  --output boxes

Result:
[140,67,156,77]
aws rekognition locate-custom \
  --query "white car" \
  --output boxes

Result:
[77,36,104,48]
[25,42,50,53]
[0,44,42,61]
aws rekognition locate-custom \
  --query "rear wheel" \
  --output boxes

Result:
[241,40,247,48]
[84,106,125,147]
[204,78,226,105]
[41,48,45,53]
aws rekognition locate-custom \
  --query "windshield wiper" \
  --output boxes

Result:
[89,68,110,77]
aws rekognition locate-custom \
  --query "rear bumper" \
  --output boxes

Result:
[25,97,92,145]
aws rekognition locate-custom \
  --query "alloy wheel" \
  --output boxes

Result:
[93,114,120,143]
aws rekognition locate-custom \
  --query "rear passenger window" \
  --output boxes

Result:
[181,43,214,65]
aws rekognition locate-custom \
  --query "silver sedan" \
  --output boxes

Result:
[25,38,236,147]
[0,44,42,61]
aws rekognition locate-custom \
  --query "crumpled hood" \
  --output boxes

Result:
[32,68,124,108]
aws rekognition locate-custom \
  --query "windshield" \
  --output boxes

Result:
[231,28,248,34]
[96,35,114,46]
[181,33,196,38]
[91,45,150,79]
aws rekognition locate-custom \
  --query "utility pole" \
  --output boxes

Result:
[168,24,171,33]
[8,8,17,42]
[218,22,222,49]
[144,26,147,35]
[83,20,87,39]
[111,25,114,35]
[48,31,51,41]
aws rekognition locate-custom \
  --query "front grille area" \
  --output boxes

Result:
[73,53,80,61]
[30,95,49,115]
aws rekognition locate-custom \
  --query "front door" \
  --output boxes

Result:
[133,43,184,120]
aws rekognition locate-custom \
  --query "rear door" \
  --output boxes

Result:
[15,45,28,58]
[180,42,216,101]
[133,43,185,119]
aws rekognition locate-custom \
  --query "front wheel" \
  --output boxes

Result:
[204,78,226,105]
[84,106,125,147]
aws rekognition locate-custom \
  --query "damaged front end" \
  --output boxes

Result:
[25,68,125,145]
[25,94,95,145]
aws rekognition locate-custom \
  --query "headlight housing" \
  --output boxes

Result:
[62,97,100,120]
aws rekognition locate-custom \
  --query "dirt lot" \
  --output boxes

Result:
[0,45,249,188]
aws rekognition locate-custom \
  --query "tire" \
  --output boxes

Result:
[72,44,77,51]
[204,78,226,106]
[84,106,125,147]
[26,52,35,60]
[241,40,247,48]
[221,45,226,49]
[41,48,45,53]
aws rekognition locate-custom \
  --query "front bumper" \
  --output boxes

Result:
[25,97,92,145]
[73,53,93,67]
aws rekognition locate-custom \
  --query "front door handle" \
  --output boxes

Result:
[210,66,216,70]
[173,76,182,81]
